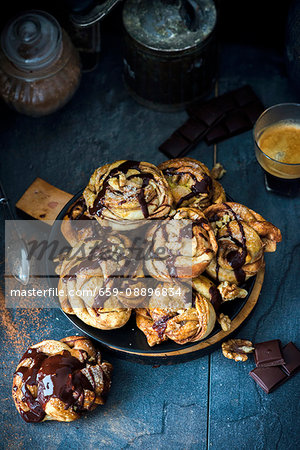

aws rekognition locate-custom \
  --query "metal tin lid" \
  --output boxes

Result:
[123,0,217,52]
[1,10,62,71]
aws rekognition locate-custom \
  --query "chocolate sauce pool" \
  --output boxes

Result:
[13,348,95,423]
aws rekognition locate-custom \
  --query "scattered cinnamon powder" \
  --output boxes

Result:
[0,288,27,355]
[0,286,54,359]
[0,249,62,365]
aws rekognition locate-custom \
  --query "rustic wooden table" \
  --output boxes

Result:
[0,28,299,449]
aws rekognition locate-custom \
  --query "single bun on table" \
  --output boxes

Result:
[12,336,112,423]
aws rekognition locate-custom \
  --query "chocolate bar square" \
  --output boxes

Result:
[254,339,285,367]
[224,111,252,134]
[159,85,264,157]
[190,102,222,127]
[205,123,228,145]
[281,342,300,376]
[178,118,207,142]
[159,133,190,158]
[249,366,287,394]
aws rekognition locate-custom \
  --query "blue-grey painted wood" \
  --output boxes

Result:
[0,31,299,449]
[0,32,210,450]
[208,45,300,450]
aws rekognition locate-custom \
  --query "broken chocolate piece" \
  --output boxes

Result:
[249,366,287,394]
[281,342,300,376]
[224,111,252,134]
[204,101,264,145]
[159,85,264,157]
[254,339,285,368]
[159,114,225,157]
[187,94,235,123]
[189,101,222,126]
[205,123,228,145]
[159,133,190,158]
[177,118,207,142]
[214,94,236,115]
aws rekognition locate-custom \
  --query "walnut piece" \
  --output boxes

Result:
[222,339,254,362]
[211,162,226,180]
[218,313,231,331]
[218,281,248,301]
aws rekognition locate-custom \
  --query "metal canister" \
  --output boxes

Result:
[122,0,218,111]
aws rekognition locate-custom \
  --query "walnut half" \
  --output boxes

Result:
[211,162,226,180]
[218,281,248,301]
[217,313,231,331]
[222,339,254,362]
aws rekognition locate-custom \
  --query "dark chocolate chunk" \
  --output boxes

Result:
[189,101,221,126]
[205,109,254,145]
[159,84,264,156]
[281,342,300,376]
[194,85,264,145]
[254,339,285,367]
[205,123,228,145]
[187,93,235,122]
[249,366,287,394]
[224,111,252,134]
[178,118,207,142]
[159,133,190,158]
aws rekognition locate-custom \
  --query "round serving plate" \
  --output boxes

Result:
[47,192,265,365]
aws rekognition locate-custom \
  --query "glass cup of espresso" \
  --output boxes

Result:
[254,103,300,196]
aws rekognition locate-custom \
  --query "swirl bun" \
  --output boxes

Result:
[83,160,173,230]
[136,283,216,346]
[145,207,217,280]
[204,202,282,283]
[58,240,131,329]
[159,157,225,210]
[12,336,112,422]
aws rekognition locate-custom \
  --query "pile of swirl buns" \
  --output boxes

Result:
[57,158,281,347]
